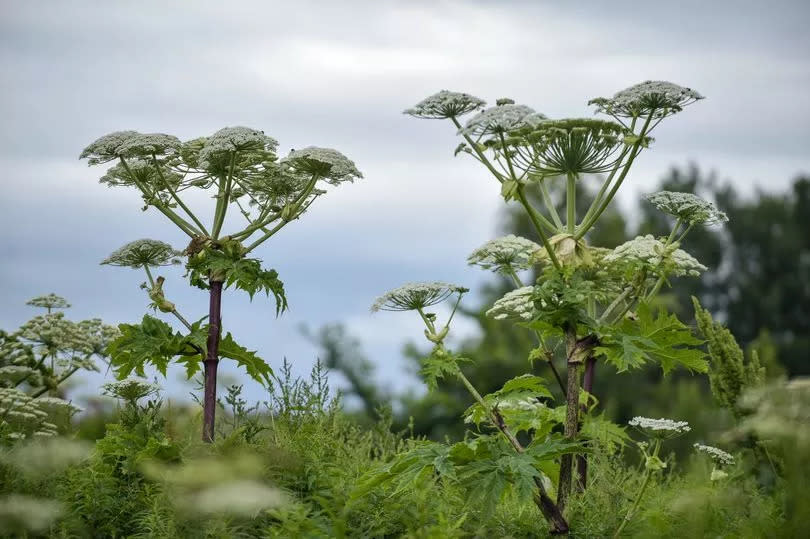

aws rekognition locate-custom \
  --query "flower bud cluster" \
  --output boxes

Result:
[0,388,60,440]
[629,416,691,438]
[101,239,182,268]
[102,377,161,403]
[280,147,363,185]
[693,443,734,465]
[467,235,541,273]
[604,235,707,277]
[404,90,486,119]
[645,191,728,225]
[26,294,70,311]
[486,286,535,321]
[589,80,703,120]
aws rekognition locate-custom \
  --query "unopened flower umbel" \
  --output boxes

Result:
[693,443,734,465]
[629,416,691,437]
[404,90,486,119]
[486,286,535,322]
[589,80,704,121]
[281,147,363,185]
[604,235,707,277]
[102,239,182,268]
[26,294,70,311]
[459,103,539,138]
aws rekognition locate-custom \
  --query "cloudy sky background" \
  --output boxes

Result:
[1,0,808,405]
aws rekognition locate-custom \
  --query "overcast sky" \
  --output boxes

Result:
[1,0,808,404]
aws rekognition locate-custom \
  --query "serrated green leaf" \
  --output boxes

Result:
[218,333,274,388]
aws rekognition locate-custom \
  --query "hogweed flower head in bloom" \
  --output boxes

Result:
[101,239,182,268]
[280,147,363,185]
[645,191,728,226]
[459,103,539,138]
[18,312,94,357]
[693,443,734,466]
[486,286,535,322]
[116,133,182,159]
[629,416,691,439]
[467,235,541,274]
[79,130,141,165]
[604,235,707,277]
[404,90,486,119]
[102,377,161,403]
[26,294,70,311]
[589,80,704,122]
[197,126,278,172]
[371,282,468,312]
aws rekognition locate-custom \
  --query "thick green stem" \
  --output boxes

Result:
[566,173,577,234]
[540,179,564,230]
[575,113,654,240]
[613,440,661,538]
[516,185,563,273]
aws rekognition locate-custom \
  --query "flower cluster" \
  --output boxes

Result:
[197,126,278,171]
[589,80,704,120]
[604,235,707,277]
[116,133,182,158]
[102,378,161,402]
[467,235,541,273]
[280,147,363,185]
[693,443,734,465]
[97,158,183,190]
[0,388,59,440]
[486,286,535,322]
[26,294,70,311]
[629,416,691,438]
[17,313,95,357]
[645,191,728,225]
[79,130,141,165]
[371,282,467,312]
[101,239,182,268]
[459,103,540,138]
[404,90,486,119]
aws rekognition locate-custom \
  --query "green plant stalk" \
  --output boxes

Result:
[556,326,581,509]
[32,365,81,398]
[151,154,209,235]
[575,112,654,240]
[567,173,577,234]
[645,218,688,300]
[539,179,564,230]
[516,185,563,272]
[119,158,200,238]
[211,153,237,239]
[141,266,194,331]
[613,439,661,538]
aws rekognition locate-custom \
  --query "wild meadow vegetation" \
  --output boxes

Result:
[1,82,809,537]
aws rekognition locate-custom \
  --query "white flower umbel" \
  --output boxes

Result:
[629,416,691,438]
[280,147,363,185]
[645,191,728,226]
[102,378,160,403]
[79,130,141,165]
[101,239,181,268]
[486,286,535,322]
[197,126,278,170]
[18,313,94,356]
[589,80,703,120]
[693,443,734,466]
[604,235,707,277]
[404,90,486,119]
[26,294,70,311]
[467,235,541,274]
[371,282,466,312]
[459,103,538,138]
[116,133,182,158]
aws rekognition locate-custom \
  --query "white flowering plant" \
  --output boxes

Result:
[0,296,113,443]
[365,81,722,534]
[81,127,362,442]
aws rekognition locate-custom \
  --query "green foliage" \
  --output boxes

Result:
[693,296,764,416]
[186,246,287,312]
[108,314,274,387]
[419,345,471,390]
[597,303,707,374]
[464,374,553,429]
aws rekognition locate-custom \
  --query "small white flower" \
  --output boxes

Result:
[459,104,539,137]
[280,146,363,185]
[371,282,467,312]
[589,80,704,119]
[693,443,734,465]
[485,286,535,322]
[629,416,691,438]
[101,239,181,268]
[404,90,486,119]
[467,235,541,274]
[604,235,707,277]
[645,191,728,225]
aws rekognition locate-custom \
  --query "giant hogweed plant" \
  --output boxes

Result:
[367,82,726,534]
[80,128,362,441]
